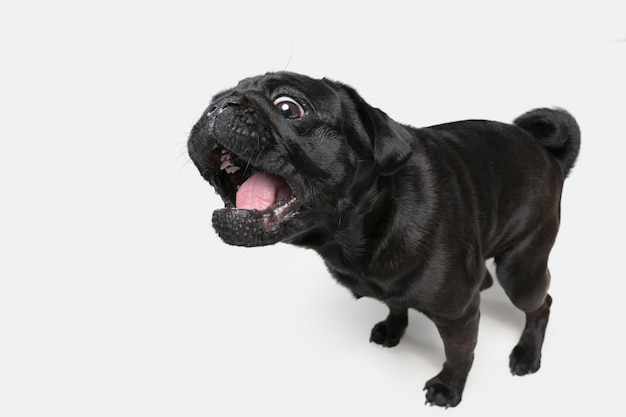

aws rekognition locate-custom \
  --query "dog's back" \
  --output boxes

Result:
[412,110,580,258]
[420,108,580,180]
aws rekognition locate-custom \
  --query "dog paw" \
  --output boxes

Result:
[423,377,462,408]
[370,321,404,347]
[509,344,541,376]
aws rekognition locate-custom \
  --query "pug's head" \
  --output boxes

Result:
[188,72,413,247]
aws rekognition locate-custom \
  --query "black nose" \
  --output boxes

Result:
[209,95,243,115]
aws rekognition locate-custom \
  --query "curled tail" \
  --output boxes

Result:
[514,108,581,177]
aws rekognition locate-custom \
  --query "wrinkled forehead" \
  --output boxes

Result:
[218,72,339,106]
[237,72,325,92]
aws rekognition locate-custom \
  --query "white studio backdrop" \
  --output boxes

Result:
[1,1,625,416]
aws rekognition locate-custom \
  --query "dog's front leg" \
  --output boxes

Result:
[370,307,409,347]
[423,295,480,408]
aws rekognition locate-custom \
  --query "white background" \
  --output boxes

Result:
[1,1,625,416]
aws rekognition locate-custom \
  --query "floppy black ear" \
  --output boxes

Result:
[338,83,413,176]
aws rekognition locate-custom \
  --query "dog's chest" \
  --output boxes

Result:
[325,262,399,301]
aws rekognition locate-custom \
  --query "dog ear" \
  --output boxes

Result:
[337,83,413,176]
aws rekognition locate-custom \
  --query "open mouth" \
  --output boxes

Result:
[208,143,302,231]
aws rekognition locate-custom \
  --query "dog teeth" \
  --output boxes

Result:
[217,149,240,174]
[219,158,241,174]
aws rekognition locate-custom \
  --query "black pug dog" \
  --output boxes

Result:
[187,71,580,407]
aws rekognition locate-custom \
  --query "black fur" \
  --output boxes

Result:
[188,72,580,407]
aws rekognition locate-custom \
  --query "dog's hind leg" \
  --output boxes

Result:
[370,307,409,348]
[508,292,552,375]
[495,224,557,376]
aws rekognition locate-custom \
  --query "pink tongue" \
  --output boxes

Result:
[236,172,290,210]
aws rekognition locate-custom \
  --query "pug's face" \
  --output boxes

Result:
[188,72,412,247]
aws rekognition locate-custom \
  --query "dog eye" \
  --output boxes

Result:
[273,96,305,119]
